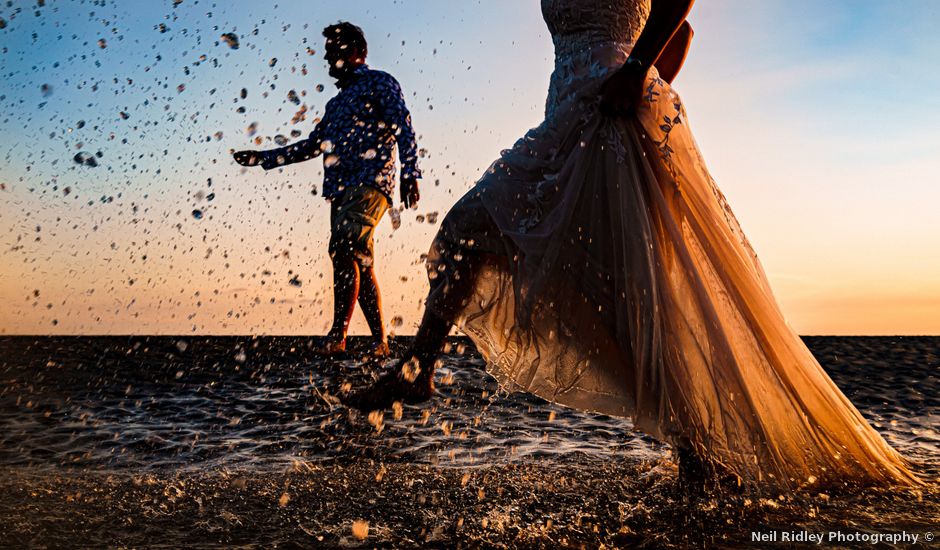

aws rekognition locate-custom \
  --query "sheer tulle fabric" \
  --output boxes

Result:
[425,42,921,488]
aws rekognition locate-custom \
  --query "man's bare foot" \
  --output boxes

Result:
[341,357,435,411]
[362,339,390,360]
[310,335,346,357]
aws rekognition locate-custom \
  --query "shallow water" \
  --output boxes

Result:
[0,336,666,471]
[0,336,937,547]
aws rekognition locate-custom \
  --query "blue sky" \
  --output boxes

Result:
[2,0,939,334]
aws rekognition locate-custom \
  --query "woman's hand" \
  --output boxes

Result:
[598,59,647,117]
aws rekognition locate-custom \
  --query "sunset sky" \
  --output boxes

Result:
[2,0,939,335]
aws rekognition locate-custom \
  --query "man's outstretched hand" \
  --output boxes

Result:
[400,175,420,209]
[233,150,262,167]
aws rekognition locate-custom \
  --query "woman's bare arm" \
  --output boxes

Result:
[655,21,693,84]
[631,0,695,69]
[600,0,695,114]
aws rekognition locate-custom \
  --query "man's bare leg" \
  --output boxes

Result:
[357,264,390,357]
[317,254,359,354]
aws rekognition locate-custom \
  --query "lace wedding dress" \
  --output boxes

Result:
[425,0,921,487]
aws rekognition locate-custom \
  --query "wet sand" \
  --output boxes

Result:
[0,336,937,548]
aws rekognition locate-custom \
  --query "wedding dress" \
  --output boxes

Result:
[425,0,921,487]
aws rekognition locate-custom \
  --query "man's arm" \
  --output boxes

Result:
[259,122,325,170]
[233,121,325,169]
[380,76,421,207]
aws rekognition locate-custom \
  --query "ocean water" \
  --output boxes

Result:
[0,336,937,547]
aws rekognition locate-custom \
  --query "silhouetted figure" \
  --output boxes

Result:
[234,22,421,358]
[343,0,923,491]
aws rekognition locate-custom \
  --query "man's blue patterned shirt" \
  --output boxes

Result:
[261,64,421,203]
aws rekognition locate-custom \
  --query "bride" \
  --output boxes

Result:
[344,0,924,489]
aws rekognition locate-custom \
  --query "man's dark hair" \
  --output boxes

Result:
[322,21,368,58]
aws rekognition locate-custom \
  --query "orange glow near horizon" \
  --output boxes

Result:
[2,1,940,336]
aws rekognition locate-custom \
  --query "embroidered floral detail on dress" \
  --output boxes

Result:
[547,45,622,118]
[643,75,665,104]
[601,121,628,165]
[518,172,559,233]
[653,92,683,168]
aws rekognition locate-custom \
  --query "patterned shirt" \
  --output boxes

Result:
[260,64,421,202]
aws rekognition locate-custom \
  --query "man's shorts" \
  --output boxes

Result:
[329,184,390,266]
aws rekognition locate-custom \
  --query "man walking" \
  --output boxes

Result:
[234,21,421,358]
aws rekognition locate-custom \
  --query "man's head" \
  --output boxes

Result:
[322,22,367,81]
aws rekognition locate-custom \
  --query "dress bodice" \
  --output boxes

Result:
[540,0,652,117]
[541,0,651,61]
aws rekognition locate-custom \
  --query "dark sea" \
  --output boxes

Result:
[0,336,937,548]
